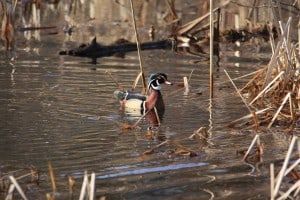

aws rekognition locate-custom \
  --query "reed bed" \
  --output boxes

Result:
[228,17,300,131]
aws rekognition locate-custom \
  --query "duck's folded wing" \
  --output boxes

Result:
[114,90,147,101]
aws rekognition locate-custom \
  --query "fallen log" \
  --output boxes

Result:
[59,37,176,64]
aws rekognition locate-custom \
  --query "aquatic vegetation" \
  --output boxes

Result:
[228,17,300,132]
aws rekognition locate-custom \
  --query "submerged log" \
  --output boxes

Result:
[59,37,176,64]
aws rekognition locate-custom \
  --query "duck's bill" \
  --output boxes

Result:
[165,80,173,85]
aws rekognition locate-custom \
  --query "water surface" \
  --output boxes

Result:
[0,1,295,199]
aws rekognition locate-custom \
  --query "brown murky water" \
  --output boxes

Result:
[0,1,296,199]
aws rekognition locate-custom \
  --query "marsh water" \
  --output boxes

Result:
[0,1,297,199]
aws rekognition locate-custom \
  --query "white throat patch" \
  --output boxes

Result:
[150,80,161,90]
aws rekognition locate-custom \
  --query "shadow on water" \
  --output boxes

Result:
[0,0,298,199]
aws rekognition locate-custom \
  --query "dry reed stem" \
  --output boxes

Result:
[267,92,291,128]
[79,171,88,200]
[209,0,214,99]
[267,22,275,55]
[242,134,260,161]
[273,135,298,197]
[68,176,75,196]
[239,66,268,92]
[294,185,300,197]
[227,107,271,127]
[284,158,300,177]
[132,71,142,92]
[121,106,156,130]
[218,68,263,87]
[153,107,161,126]
[249,71,285,105]
[187,69,194,82]
[263,17,291,88]
[89,173,95,200]
[183,76,189,95]
[8,176,28,200]
[224,70,260,129]
[129,0,146,93]
[14,171,36,181]
[170,140,197,156]
[278,21,292,77]
[5,183,15,200]
[288,93,295,121]
[105,70,123,90]
[277,180,300,200]
[224,69,254,114]
[142,140,169,155]
[48,162,56,193]
[270,163,275,200]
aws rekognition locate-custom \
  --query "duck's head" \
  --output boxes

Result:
[148,73,172,90]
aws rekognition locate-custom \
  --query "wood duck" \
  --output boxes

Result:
[114,73,172,116]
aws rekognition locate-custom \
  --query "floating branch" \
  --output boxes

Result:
[59,37,174,64]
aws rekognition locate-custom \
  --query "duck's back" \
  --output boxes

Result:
[114,90,147,101]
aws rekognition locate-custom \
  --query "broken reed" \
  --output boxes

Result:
[229,17,300,130]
